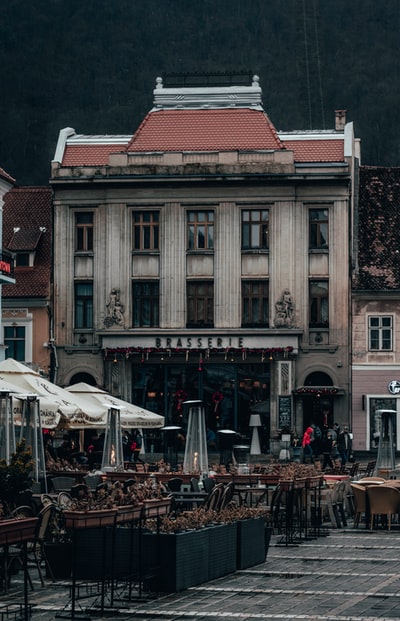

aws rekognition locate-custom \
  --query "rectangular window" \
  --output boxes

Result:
[309,280,329,327]
[309,208,328,249]
[187,281,214,327]
[4,326,25,360]
[132,281,159,327]
[15,253,30,267]
[133,211,159,250]
[242,281,269,327]
[242,209,269,249]
[369,316,393,350]
[74,282,93,328]
[75,212,94,251]
[187,211,214,250]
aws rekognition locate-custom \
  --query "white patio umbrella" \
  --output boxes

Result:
[0,358,106,429]
[65,382,165,428]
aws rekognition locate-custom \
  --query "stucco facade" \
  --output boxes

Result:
[352,167,400,453]
[50,76,359,452]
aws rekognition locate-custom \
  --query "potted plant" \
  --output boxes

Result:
[0,440,34,515]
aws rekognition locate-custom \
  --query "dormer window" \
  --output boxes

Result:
[7,227,45,268]
[15,252,31,267]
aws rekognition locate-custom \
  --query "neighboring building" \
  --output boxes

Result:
[2,187,53,374]
[50,75,360,451]
[352,166,400,453]
[0,167,16,361]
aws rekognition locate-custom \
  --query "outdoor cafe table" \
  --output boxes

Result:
[233,485,268,507]
[168,490,208,510]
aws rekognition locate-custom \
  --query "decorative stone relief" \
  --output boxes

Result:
[104,288,125,328]
[274,289,295,328]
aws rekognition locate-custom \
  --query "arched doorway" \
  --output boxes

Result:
[298,371,335,431]
[69,372,97,386]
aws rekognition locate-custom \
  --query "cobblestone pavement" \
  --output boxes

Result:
[2,524,400,621]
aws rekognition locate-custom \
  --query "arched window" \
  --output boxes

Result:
[69,372,97,386]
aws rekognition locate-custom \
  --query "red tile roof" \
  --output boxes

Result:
[282,139,344,162]
[62,144,123,166]
[125,108,284,152]
[2,187,52,298]
[355,166,400,290]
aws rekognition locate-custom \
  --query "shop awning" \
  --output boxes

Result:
[294,386,344,396]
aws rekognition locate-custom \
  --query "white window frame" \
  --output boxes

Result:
[368,315,393,351]
[2,313,33,362]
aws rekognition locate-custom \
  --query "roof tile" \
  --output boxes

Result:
[125,108,284,152]
[2,187,52,298]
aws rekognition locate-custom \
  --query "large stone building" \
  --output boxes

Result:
[50,76,360,451]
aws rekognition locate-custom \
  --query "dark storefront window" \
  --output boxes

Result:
[369,398,397,449]
[132,362,270,451]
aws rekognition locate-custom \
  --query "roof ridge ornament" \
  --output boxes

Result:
[152,73,263,111]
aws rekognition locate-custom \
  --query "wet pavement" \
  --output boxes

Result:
[2,520,400,621]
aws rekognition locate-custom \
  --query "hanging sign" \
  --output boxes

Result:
[278,395,292,429]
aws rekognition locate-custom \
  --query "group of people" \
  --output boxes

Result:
[302,422,353,468]
[43,428,145,468]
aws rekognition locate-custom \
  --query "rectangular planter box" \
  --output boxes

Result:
[208,523,237,580]
[63,509,117,529]
[44,542,73,579]
[148,528,209,593]
[0,518,38,545]
[236,518,269,569]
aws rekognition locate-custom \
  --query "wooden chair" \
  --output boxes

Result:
[350,483,366,528]
[366,484,400,530]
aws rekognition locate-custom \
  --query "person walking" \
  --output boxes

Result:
[302,426,314,464]
[337,425,353,465]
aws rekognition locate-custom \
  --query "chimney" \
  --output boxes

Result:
[335,110,346,131]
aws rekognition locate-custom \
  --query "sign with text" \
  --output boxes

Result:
[278,395,292,430]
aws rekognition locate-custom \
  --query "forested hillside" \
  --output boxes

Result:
[1,0,399,185]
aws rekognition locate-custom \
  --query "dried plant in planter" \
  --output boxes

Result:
[144,505,271,534]
[0,440,34,515]
[67,476,166,512]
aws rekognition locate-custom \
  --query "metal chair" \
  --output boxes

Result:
[203,483,224,511]
[166,477,183,492]
[50,477,74,492]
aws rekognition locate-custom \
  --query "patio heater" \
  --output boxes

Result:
[183,400,208,477]
[375,409,396,475]
[218,429,236,469]
[162,426,182,469]
[249,413,261,455]
[19,394,47,491]
[101,405,124,471]
[0,391,15,463]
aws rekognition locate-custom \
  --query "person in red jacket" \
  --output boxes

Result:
[302,426,314,463]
